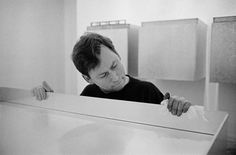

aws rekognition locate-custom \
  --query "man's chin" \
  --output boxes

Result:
[112,86,123,92]
[102,85,124,93]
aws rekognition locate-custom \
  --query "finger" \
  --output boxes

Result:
[177,101,184,116]
[42,81,54,92]
[164,92,170,100]
[183,101,191,113]
[43,88,48,100]
[36,87,42,100]
[39,88,44,100]
[39,87,44,100]
[40,88,46,100]
[167,97,174,111]
[171,98,179,115]
[44,91,48,99]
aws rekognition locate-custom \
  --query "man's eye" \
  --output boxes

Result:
[112,64,117,69]
[101,72,108,78]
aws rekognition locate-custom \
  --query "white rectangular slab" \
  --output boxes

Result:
[0,87,228,154]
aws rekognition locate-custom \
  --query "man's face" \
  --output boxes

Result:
[87,45,127,93]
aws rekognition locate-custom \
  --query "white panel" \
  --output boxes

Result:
[64,0,78,94]
[0,0,65,92]
[210,16,236,84]
[0,87,228,155]
[128,25,139,76]
[139,18,207,81]
[0,87,229,154]
[0,101,213,155]
[1,87,228,135]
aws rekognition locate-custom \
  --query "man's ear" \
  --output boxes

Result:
[82,74,93,84]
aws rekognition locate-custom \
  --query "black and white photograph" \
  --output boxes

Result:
[0,0,236,154]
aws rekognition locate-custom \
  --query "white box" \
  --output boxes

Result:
[210,16,236,84]
[139,18,207,81]
[0,87,228,154]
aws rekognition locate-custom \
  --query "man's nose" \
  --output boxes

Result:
[110,71,119,82]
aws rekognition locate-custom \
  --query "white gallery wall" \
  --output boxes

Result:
[76,0,236,147]
[0,0,77,94]
[0,0,65,92]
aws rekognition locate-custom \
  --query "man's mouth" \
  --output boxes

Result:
[114,80,121,87]
[112,79,123,89]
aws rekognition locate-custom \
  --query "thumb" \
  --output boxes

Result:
[164,92,170,100]
[42,81,54,92]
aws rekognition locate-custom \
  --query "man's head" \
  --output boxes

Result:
[72,33,128,93]
[72,32,120,77]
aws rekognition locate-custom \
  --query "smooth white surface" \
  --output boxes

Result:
[0,87,229,154]
[0,87,228,135]
[0,0,65,92]
[64,0,78,94]
[139,19,206,81]
[210,17,236,83]
[0,101,213,155]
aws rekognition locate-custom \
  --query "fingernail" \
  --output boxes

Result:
[164,92,170,100]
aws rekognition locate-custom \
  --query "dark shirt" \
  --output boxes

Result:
[80,75,164,104]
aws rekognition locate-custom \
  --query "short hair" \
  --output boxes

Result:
[71,32,120,77]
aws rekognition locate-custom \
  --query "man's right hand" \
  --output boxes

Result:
[32,81,54,100]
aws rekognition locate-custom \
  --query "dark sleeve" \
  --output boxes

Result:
[145,82,164,104]
[80,84,102,98]
[80,85,92,96]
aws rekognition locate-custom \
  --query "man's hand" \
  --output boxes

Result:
[164,93,191,116]
[32,81,54,101]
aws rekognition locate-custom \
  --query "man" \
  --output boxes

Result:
[33,33,191,116]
